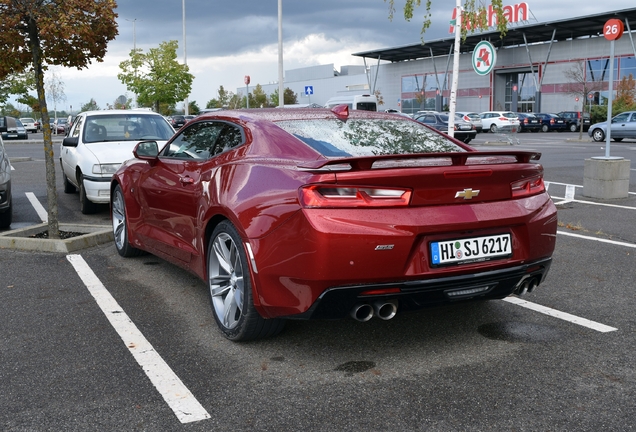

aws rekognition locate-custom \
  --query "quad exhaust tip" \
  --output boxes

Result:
[515,277,539,296]
[351,299,398,322]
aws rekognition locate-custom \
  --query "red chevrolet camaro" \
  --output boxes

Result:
[111,106,557,341]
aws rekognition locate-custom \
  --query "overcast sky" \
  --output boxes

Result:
[31,1,636,113]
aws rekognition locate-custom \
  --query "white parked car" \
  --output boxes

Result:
[480,111,520,133]
[59,110,175,214]
[20,117,38,133]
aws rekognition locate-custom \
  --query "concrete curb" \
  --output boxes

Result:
[0,223,113,253]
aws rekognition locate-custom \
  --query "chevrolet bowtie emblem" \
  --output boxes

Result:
[455,188,480,199]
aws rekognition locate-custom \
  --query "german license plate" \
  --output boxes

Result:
[8,134,17,138]
[430,234,512,265]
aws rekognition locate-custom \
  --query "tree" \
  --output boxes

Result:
[0,0,117,238]
[46,69,65,120]
[188,100,200,115]
[0,71,34,105]
[270,87,298,106]
[251,84,268,108]
[81,98,100,112]
[118,40,194,113]
[563,61,605,138]
[386,0,508,37]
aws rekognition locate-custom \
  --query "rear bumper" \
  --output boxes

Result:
[288,257,552,319]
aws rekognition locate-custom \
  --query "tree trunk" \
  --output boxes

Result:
[28,16,60,238]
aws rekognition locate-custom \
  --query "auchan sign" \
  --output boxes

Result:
[449,2,530,33]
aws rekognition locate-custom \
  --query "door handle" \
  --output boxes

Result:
[179,176,194,185]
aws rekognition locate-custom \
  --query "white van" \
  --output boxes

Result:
[324,94,378,111]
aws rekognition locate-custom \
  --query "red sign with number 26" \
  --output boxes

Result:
[604,19,624,41]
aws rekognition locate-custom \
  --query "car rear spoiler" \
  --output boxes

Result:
[297,151,542,172]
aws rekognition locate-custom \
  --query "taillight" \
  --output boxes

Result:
[463,115,470,122]
[511,175,545,198]
[299,185,412,208]
[550,118,555,124]
[499,117,508,121]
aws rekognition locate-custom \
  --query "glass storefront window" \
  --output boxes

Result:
[620,56,636,80]
[586,58,618,82]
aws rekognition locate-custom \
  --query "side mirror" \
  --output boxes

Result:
[62,137,79,147]
[134,140,159,160]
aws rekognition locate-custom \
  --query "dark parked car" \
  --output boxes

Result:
[516,113,542,132]
[170,115,186,129]
[0,117,28,140]
[0,117,13,228]
[533,113,568,132]
[557,111,591,132]
[414,112,477,143]
[110,106,557,341]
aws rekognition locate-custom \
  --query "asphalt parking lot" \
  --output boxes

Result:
[2,131,636,430]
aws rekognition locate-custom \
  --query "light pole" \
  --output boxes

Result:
[182,0,189,115]
[278,0,284,107]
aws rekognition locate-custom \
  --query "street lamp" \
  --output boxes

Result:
[182,0,189,115]
[278,0,284,107]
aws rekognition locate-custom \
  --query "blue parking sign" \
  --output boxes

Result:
[304,86,314,96]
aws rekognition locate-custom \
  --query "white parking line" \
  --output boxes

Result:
[558,230,636,249]
[504,297,617,333]
[25,192,48,222]
[66,254,211,424]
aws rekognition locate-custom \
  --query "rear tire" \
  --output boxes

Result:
[489,124,497,133]
[569,124,577,132]
[207,221,285,341]
[541,124,549,132]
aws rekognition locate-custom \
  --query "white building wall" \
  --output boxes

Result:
[240,34,636,113]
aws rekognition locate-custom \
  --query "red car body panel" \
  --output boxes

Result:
[112,108,557,320]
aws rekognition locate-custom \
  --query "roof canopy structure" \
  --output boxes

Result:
[353,7,636,62]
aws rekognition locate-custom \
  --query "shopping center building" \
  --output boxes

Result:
[255,6,636,115]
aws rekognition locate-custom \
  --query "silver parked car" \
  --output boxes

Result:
[456,111,483,133]
[588,111,636,142]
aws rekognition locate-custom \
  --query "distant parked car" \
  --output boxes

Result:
[479,111,520,133]
[0,117,13,228]
[516,113,542,133]
[414,112,477,144]
[533,113,567,132]
[455,111,483,133]
[170,115,186,129]
[20,117,38,133]
[588,110,636,142]
[59,110,175,214]
[557,111,591,132]
[54,118,68,134]
[0,117,28,140]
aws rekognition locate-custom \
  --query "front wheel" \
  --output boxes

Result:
[541,124,549,132]
[112,185,144,257]
[63,173,76,193]
[569,124,577,132]
[79,177,99,214]
[208,221,284,341]
[0,204,12,230]
[592,129,605,142]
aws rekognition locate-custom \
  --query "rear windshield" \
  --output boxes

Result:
[503,112,518,118]
[275,118,465,157]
